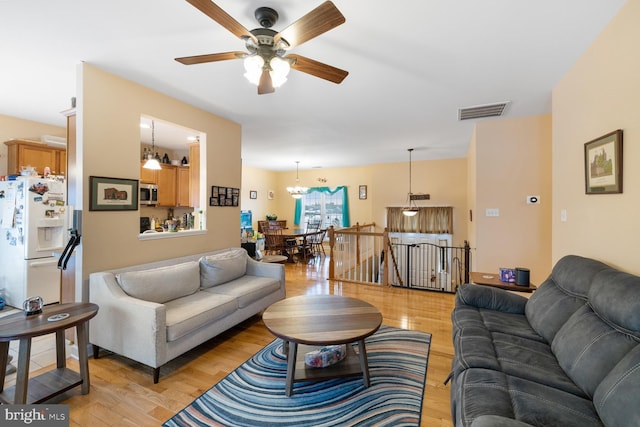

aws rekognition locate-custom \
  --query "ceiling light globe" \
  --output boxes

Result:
[244,55,265,85]
[402,208,418,217]
[143,157,162,170]
[270,57,290,88]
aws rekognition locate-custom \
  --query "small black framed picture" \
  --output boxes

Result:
[250,190,257,199]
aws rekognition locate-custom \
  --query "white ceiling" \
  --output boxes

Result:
[0,0,626,171]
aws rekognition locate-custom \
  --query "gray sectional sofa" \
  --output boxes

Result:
[450,255,640,427]
[89,247,285,383]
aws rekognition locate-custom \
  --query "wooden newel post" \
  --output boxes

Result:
[383,227,389,286]
[328,226,335,279]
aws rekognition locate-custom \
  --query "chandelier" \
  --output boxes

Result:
[402,148,419,217]
[286,161,308,199]
[143,120,162,170]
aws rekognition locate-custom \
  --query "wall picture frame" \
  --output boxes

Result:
[210,185,240,206]
[89,176,139,211]
[359,185,367,200]
[268,190,275,200]
[584,129,623,194]
[250,190,257,199]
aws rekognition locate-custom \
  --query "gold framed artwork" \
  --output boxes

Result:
[584,129,623,194]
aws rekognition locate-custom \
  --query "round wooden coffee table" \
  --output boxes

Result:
[262,294,382,396]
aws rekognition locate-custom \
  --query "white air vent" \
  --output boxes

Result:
[41,135,67,147]
[458,101,510,121]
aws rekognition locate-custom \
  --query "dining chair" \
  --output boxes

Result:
[309,229,327,256]
[264,229,286,255]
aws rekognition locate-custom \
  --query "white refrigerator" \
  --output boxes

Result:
[0,176,67,308]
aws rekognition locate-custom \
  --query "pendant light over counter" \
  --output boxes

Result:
[143,119,162,170]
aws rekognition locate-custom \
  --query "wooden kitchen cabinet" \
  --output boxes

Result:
[140,161,157,184]
[139,162,192,207]
[4,139,66,176]
[176,166,191,207]
[157,164,177,207]
[189,142,200,207]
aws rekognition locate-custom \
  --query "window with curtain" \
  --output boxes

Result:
[386,206,453,234]
[294,186,350,228]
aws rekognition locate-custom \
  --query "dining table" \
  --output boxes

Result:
[281,228,324,262]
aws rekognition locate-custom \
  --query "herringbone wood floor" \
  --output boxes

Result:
[43,257,456,426]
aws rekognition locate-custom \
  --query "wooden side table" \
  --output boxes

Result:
[470,272,537,293]
[0,302,98,404]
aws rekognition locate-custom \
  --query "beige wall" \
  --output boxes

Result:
[242,158,468,246]
[469,115,552,284]
[0,114,66,176]
[552,0,640,274]
[372,158,468,246]
[78,64,241,298]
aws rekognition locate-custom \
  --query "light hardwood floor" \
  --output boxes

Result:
[33,257,456,426]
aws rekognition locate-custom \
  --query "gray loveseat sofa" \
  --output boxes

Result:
[450,255,640,427]
[89,247,285,383]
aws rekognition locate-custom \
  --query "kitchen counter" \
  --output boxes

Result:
[138,229,206,241]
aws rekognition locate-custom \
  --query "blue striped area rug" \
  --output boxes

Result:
[164,326,431,427]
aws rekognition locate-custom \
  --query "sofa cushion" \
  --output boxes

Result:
[116,261,200,304]
[203,275,280,308]
[525,255,610,343]
[200,248,247,288]
[552,304,637,399]
[165,291,238,342]
[455,368,603,427]
[593,345,640,427]
[452,304,545,344]
[452,327,586,398]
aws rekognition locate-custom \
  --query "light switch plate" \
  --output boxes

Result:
[486,208,500,217]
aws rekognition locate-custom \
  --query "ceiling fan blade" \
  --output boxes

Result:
[258,69,275,95]
[175,51,244,65]
[288,54,348,84]
[186,0,257,43]
[274,1,345,49]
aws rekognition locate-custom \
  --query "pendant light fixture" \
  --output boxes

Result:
[143,119,162,170]
[286,161,309,199]
[402,148,419,217]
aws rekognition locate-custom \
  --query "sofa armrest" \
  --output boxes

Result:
[471,415,534,427]
[246,257,285,286]
[89,272,167,368]
[456,283,527,314]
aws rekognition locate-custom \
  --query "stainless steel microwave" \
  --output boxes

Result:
[140,184,158,205]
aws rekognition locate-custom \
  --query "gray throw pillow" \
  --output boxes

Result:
[116,261,200,303]
[200,248,247,288]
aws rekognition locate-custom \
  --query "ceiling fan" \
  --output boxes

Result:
[176,0,349,95]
